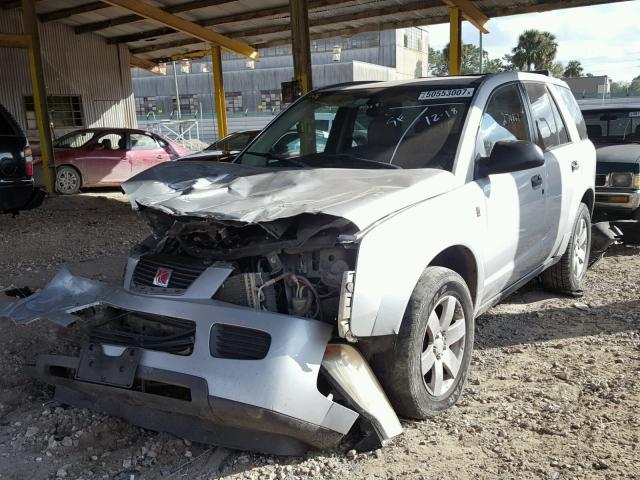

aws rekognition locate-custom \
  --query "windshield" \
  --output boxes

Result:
[235,86,474,170]
[583,109,640,143]
[206,131,256,152]
[54,131,96,148]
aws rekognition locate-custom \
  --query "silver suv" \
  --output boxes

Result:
[3,72,595,455]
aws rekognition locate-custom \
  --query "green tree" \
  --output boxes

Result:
[610,81,630,96]
[550,62,565,78]
[563,60,584,78]
[430,43,505,75]
[511,29,558,71]
[428,47,447,75]
[500,54,517,71]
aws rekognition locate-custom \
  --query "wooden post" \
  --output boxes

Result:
[210,44,227,140]
[448,7,462,76]
[289,0,312,94]
[22,0,56,193]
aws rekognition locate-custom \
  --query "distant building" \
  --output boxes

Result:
[132,28,429,121]
[565,75,610,99]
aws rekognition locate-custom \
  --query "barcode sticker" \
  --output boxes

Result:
[418,88,475,100]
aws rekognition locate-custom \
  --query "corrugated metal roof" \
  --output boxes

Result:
[6,0,630,62]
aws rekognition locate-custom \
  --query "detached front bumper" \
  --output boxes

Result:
[1,268,361,455]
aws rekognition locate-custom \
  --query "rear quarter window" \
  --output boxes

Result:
[552,85,588,141]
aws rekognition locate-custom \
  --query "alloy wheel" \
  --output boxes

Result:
[57,170,78,194]
[573,217,588,279]
[421,295,466,397]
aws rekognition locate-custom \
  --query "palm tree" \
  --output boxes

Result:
[511,30,558,71]
[564,60,584,78]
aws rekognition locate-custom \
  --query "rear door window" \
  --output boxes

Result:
[552,85,588,140]
[524,83,568,150]
[55,131,95,148]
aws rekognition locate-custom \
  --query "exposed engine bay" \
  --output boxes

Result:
[132,208,359,323]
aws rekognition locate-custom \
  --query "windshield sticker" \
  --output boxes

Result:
[629,111,640,117]
[418,88,475,100]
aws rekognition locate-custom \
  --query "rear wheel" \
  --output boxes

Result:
[56,166,81,195]
[377,267,474,419]
[543,203,591,295]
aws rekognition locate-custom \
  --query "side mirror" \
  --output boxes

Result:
[476,140,545,178]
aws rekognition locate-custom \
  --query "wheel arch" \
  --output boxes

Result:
[428,245,479,308]
[580,188,595,216]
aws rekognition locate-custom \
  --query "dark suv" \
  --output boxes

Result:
[0,104,44,214]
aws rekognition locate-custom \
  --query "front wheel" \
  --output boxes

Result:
[542,203,591,295]
[376,266,475,419]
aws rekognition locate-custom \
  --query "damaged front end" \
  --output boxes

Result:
[1,209,402,455]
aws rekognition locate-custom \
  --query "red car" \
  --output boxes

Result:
[35,128,192,194]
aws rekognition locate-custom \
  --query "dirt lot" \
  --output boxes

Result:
[0,192,638,480]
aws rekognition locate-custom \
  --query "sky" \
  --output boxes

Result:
[426,0,640,82]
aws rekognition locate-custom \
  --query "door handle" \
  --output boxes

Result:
[531,174,543,189]
[156,155,164,159]
[571,160,580,172]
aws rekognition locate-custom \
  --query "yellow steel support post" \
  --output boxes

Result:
[289,0,312,94]
[448,7,462,76]
[22,0,55,193]
[210,44,227,140]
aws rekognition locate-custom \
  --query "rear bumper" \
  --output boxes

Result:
[0,179,44,213]
[2,268,361,455]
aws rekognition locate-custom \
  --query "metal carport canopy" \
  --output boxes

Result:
[0,0,630,191]
[4,0,631,64]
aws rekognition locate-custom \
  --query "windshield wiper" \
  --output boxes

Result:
[241,151,309,168]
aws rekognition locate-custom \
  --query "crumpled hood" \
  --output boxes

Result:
[122,161,456,229]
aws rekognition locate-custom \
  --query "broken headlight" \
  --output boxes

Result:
[337,270,356,342]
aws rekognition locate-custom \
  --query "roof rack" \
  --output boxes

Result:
[312,80,382,92]
[526,70,550,76]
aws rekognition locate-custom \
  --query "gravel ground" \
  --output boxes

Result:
[0,192,638,480]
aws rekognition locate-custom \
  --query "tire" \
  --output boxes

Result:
[56,166,81,195]
[376,266,475,419]
[542,203,591,295]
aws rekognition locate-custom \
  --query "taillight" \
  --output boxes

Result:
[23,146,33,177]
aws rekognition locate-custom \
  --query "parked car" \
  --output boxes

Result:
[3,72,595,455]
[581,104,640,220]
[0,103,44,214]
[179,130,259,162]
[34,128,192,194]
